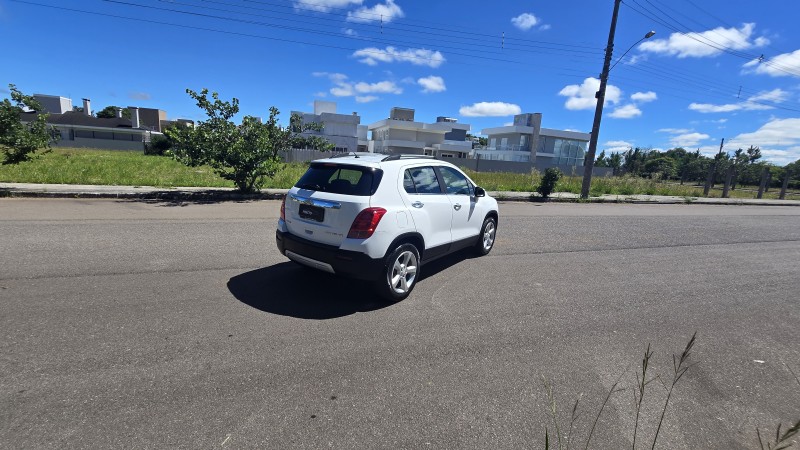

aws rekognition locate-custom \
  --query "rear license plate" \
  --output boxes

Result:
[299,204,325,222]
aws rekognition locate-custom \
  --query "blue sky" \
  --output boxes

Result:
[2,0,800,165]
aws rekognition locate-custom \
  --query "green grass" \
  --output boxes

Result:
[1,148,797,199]
[462,168,797,200]
[0,148,234,188]
[0,147,305,189]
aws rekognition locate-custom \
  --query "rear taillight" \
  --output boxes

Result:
[280,196,286,221]
[347,207,387,239]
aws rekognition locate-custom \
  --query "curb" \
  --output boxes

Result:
[2,184,799,206]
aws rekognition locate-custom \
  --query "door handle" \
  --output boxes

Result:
[453,204,462,211]
[411,201,424,208]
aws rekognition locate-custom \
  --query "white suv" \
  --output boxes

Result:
[276,153,499,301]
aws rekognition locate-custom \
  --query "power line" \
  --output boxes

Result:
[242,0,603,49]
[11,0,603,75]
[623,0,800,78]
[149,0,604,59]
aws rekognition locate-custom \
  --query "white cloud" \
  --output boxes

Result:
[511,13,539,31]
[315,72,402,99]
[727,118,800,147]
[352,46,445,68]
[747,88,790,103]
[658,128,692,134]
[609,104,642,119]
[343,28,358,36]
[354,80,402,94]
[626,54,648,65]
[558,78,621,110]
[330,85,354,97]
[725,118,800,164]
[639,23,769,58]
[743,49,800,78]
[670,132,710,147]
[603,141,634,153]
[459,102,522,117]
[314,91,328,98]
[347,0,404,23]
[294,0,362,13]
[355,96,378,103]
[631,91,657,103]
[417,76,446,93]
[539,24,551,31]
[689,89,789,113]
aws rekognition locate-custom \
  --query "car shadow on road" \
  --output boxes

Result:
[228,250,477,320]
[227,262,391,320]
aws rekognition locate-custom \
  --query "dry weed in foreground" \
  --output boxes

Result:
[542,332,697,450]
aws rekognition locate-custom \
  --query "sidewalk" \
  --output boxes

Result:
[2,182,799,206]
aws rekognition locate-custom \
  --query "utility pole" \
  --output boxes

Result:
[580,0,622,199]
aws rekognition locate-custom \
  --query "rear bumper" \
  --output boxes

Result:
[276,230,384,280]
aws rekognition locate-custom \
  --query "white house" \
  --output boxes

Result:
[367,108,472,158]
[292,101,366,152]
[477,113,591,170]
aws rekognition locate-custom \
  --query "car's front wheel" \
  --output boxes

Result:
[475,216,497,256]
[375,243,420,302]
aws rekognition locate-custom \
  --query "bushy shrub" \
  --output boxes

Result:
[144,135,172,156]
[537,168,562,199]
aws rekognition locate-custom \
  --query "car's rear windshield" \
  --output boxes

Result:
[295,163,383,196]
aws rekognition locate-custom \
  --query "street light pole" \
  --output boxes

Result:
[580,0,623,199]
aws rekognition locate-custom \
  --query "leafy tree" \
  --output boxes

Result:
[622,147,649,176]
[607,151,623,175]
[595,150,608,167]
[167,88,332,192]
[746,145,761,163]
[645,157,676,179]
[96,105,131,119]
[0,84,58,164]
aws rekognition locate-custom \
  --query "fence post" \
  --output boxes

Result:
[703,162,715,196]
[757,167,769,199]
[780,168,792,200]
[722,165,734,198]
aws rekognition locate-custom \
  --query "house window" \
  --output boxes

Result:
[489,138,496,148]
[501,138,508,148]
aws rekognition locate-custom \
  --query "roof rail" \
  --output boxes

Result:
[329,152,361,159]
[381,154,436,162]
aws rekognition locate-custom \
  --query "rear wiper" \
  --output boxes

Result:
[297,183,325,191]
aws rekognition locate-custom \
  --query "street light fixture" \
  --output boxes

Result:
[609,30,656,72]
[580,0,656,199]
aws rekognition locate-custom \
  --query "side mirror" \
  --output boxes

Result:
[474,186,486,197]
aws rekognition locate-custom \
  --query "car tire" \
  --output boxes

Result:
[475,216,496,256]
[375,243,420,302]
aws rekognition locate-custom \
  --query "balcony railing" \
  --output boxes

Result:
[477,144,531,152]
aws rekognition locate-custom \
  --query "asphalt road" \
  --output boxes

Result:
[1,199,798,449]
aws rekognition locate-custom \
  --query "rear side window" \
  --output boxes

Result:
[295,163,382,196]
[407,167,442,194]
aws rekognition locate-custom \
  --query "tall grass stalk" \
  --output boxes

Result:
[541,333,698,450]
[632,344,656,449]
[584,369,626,450]
[756,363,800,450]
[651,332,697,449]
